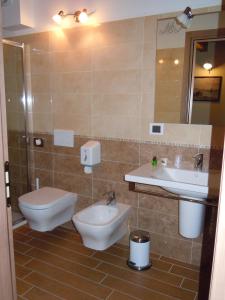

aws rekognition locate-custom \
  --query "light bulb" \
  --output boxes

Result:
[52,11,64,24]
[174,59,179,65]
[203,62,213,71]
[158,59,164,64]
[78,10,89,23]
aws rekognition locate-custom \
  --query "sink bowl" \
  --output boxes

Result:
[125,163,220,200]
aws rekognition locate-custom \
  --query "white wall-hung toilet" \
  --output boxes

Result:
[72,201,131,250]
[19,187,77,232]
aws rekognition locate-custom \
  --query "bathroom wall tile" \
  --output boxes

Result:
[31,74,50,93]
[144,16,157,43]
[143,43,156,69]
[93,160,138,183]
[93,70,141,94]
[93,43,142,71]
[138,208,179,238]
[32,113,53,133]
[92,94,141,117]
[54,172,92,197]
[30,53,51,75]
[53,154,86,177]
[52,48,91,73]
[53,93,91,116]
[33,151,53,170]
[62,72,92,94]
[92,115,140,140]
[50,26,94,52]
[139,194,178,216]
[30,168,53,188]
[75,195,93,212]
[150,232,192,263]
[100,139,140,164]
[191,242,202,266]
[93,18,144,48]
[53,113,91,136]
[32,93,52,114]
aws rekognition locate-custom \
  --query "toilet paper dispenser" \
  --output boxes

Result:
[80,141,101,174]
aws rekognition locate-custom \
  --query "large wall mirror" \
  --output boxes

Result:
[154,11,225,125]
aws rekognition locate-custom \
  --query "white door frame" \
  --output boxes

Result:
[0,6,17,300]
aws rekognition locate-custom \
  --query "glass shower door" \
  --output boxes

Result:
[3,40,29,225]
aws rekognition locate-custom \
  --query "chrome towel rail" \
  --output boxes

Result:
[128,182,218,207]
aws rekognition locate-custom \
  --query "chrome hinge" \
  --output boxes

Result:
[4,161,11,207]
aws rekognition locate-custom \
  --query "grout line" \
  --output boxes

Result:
[22,281,65,300]
[21,285,34,297]
[179,277,185,288]
[105,288,114,300]
[22,268,103,300]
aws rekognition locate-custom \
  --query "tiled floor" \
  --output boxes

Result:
[14,225,199,300]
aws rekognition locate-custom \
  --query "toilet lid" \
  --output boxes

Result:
[19,187,75,210]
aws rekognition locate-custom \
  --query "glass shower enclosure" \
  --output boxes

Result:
[3,39,30,226]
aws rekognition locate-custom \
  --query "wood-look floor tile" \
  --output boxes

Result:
[26,248,105,282]
[15,226,33,235]
[151,258,172,272]
[15,251,32,266]
[182,279,199,292]
[28,231,93,256]
[24,272,97,300]
[15,264,32,279]
[14,241,33,254]
[13,232,33,243]
[170,265,199,281]
[102,275,175,300]
[50,227,82,242]
[25,259,111,299]
[97,263,195,300]
[93,251,127,266]
[16,278,32,295]
[28,238,99,268]
[160,256,200,271]
[24,287,61,300]
[108,291,137,300]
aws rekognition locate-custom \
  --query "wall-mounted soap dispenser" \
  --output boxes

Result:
[80,141,101,174]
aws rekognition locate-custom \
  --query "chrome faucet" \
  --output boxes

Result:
[193,153,203,170]
[104,191,116,205]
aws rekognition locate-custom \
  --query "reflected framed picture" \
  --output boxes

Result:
[193,76,222,102]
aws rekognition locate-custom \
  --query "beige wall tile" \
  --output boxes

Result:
[93,43,142,71]
[93,70,141,94]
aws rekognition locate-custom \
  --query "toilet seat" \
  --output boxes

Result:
[19,187,77,232]
[19,187,74,210]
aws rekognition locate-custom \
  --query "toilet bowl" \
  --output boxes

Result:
[19,187,77,232]
[72,201,131,250]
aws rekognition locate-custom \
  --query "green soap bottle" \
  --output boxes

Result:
[152,156,157,167]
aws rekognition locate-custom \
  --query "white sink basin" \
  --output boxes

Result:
[125,163,220,200]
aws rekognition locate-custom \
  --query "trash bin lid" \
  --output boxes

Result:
[130,230,150,243]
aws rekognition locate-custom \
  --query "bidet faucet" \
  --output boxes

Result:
[193,153,203,171]
[104,191,116,205]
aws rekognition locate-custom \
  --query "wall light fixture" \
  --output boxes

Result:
[52,8,94,25]
[176,7,193,29]
[203,62,213,73]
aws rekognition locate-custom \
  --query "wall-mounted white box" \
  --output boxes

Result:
[53,129,74,147]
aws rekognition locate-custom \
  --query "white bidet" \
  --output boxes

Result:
[72,202,131,250]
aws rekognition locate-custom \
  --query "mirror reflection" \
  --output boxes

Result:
[154,11,225,125]
[191,39,225,125]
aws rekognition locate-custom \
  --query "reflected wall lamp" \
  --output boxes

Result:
[176,7,193,28]
[203,62,213,73]
[52,8,94,24]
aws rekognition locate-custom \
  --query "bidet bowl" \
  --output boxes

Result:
[72,201,131,250]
